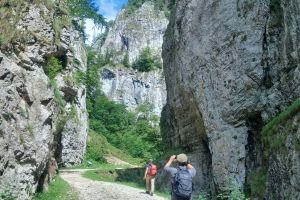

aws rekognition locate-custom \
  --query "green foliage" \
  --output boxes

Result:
[66,0,106,26]
[89,94,162,159]
[74,70,86,85]
[132,47,162,72]
[248,169,267,199]
[125,0,176,16]
[217,177,248,200]
[45,57,63,80]
[262,100,300,151]
[122,52,130,68]
[33,176,77,200]
[50,79,66,110]
[85,130,107,163]
[197,193,208,200]
[0,0,28,47]
[0,187,15,200]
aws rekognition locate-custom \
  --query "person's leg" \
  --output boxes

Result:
[146,175,150,193]
[150,177,155,195]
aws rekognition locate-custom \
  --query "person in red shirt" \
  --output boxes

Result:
[143,159,157,196]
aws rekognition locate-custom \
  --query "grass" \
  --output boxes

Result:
[33,176,78,200]
[248,169,267,199]
[82,164,170,199]
[262,100,300,151]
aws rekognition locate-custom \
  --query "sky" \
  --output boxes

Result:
[85,0,128,45]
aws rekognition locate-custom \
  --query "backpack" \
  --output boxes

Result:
[147,164,157,176]
[173,168,193,199]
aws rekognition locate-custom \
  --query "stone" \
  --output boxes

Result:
[100,67,166,116]
[163,0,300,198]
[0,1,87,199]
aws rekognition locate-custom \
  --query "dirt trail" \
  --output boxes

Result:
[60,170,167,200]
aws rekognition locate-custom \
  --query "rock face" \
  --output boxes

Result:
[0,1,87,199]
[100,67,166,116]
[163,0,300,198]
[100,1,168,63]
[265,114,300,200]
[98,2,168,115]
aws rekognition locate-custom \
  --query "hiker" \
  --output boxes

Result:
[164,154,196,200]
[144,159,157,196]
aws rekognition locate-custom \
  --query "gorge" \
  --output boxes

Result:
[0,0,300,199]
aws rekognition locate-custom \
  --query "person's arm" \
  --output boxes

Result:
[164,155,176,169]
[144,168,148,179]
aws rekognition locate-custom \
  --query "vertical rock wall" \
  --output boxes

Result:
[100,1,168,63]
[163,0,300,198]
[0,1,87,199]
[98,1,168,115]
[100,67,166,116]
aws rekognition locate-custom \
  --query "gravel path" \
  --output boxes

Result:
[60,171,168,200]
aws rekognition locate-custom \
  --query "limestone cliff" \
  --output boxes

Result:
[100,1,168,64]
[163,0,300,199]
[100,67,166,116]
[0,1,87,199]
[98,1,168,115]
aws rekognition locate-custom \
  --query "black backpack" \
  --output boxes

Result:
[173,168,193,199]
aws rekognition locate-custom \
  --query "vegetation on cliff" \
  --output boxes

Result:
[0,0,105,47]
[125,0,176,16]
[84,48,163,162]
[132,47,162,72]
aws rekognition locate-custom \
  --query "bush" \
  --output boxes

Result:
[66,0,106,25]
[132,47,161,72]
[88,94,163,159]
[85,130,107,163]
[45,57,62,80]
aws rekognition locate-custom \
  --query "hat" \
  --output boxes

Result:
[176,153,188,163]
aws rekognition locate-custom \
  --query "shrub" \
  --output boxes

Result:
[132,47,161,72]
[89,95,163,159]
[45,57,62,80]
[50,79,66,110]
[85,130,107,163]
[74,70,86,85]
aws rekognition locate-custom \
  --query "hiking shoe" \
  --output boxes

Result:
[146,191,150,194]
[150,192,153,196]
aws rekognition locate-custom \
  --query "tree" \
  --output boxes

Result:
[67,0,106,26]
[132,47,161,72]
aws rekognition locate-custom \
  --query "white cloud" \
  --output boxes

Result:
[98,0,119,21]
[85,0,122,45]
[84,19,105,46]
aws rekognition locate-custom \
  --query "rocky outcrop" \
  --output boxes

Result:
[0,1,87,199]
[100,67,166,116]
[100,1,168,63]
[98,2,168,115]
[163,0,300,198]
